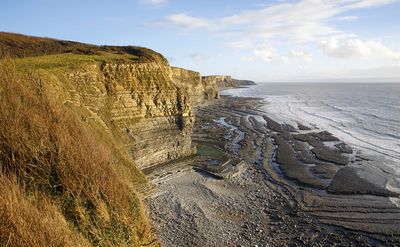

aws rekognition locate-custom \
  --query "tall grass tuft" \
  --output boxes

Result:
[0,59,157,246]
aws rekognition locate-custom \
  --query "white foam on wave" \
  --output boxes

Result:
[262,95,400,169]
[386,177,400,194]
[221,83,400,173]
[389,197,400,208]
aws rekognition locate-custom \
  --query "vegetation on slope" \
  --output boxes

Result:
[0,32,168,64]
[0,34,161,246]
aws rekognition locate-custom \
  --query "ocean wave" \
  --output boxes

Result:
[316,99,400,125]
[328,125,400,159]
[275,98,400,141]
[223,83,400,170]
[266,102,400,161]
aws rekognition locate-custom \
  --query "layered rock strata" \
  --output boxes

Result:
[65,61,256,171]
[202,75,256,89]
[171,67,219,106]
[64,61,196,170]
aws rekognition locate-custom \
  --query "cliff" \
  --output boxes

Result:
[170,71,256,108]
[0,32,199,246]
[171,67,219,106]
[234,79,257,86]
[8,56,195,172]
[99,63,195,169]
[0,32,254,246]
[0,55,156,246]
[202,75,256,89]
[53,59,195,170]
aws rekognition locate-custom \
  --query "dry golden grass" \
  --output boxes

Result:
[0,175,90,247]
[0,59,158,246]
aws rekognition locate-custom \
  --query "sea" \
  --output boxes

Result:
[221,83,400,176]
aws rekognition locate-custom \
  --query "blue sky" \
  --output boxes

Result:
[1,0,400,82]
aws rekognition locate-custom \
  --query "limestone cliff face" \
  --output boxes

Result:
[170,71,255,107]
[1,32,254,172]
[202,75,235,89]
[171,67,219,106]
[21,59,251,171]
[202,75,256,89]
[64,61,195,169]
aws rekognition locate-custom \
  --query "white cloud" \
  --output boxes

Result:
[220,0,344,42]
[288,49,313,61]
[343,0,398,9]
[337,15,359,21]
[156,0,397,43]
[319,38,400,60]
[246,46,313,63]
[141,0,168,6]
[152,0,399,79]
[227,40,254,50]
[253,45,278,62]
[160,13,210,29]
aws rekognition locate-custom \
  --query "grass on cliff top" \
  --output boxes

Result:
[0,32,169,65]
[12,51,178,96]
[0,59,159,246]
[14,52,137,71]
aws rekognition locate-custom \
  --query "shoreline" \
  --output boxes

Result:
[145,95,400,246]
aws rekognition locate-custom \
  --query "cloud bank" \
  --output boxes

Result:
[155,0,399,64]
[158,0,398,42]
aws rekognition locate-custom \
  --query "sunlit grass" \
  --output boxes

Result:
[0,59,158,246]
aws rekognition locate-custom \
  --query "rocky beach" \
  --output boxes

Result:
[1,31,399,247]
[145,95,400,246]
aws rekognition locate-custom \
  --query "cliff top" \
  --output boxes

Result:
[0,32,168,64]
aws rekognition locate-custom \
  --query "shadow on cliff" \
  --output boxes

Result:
[175,90,186,131]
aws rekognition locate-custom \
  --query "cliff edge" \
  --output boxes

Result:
[202,75,256,89]
[0,32,202,246]
[0,32,254,246]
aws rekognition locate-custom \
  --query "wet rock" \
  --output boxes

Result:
[263,115,284,132]
[297,123,312,130]
[328,166,399,196]
[309,163,339,179]
[283,123,297,132]
[334,142,353,154]
[311,146,349,165]
[275,135,327,189]
[294,131,340,143]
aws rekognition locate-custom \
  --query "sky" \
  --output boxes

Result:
[1,0,400,82]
